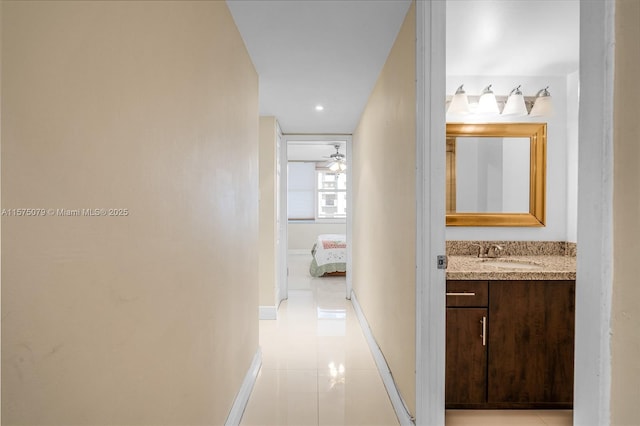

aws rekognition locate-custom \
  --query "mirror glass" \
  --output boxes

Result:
[446,123,547,227]
[453,136,530,213]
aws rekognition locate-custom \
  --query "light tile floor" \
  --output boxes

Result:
[241,253,573,426]
[240,253,398,426]
[445,409,572,426]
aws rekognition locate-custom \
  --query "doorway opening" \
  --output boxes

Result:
[441,1,579,424]
[418,1,614,425]
[278,135,353,304]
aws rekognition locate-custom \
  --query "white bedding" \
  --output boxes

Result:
[313,234,346,267]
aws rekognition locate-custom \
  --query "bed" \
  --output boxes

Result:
[309,234,347,277]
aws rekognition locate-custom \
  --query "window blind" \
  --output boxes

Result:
[287,162,315,220]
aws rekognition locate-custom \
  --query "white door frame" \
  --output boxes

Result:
[277,132,288,306]
[574,1,615,424]
[275,122,285,307]
[415,1,615,425]
[415,1,446,425]
[278,134,353,302]
[346,135,353,299]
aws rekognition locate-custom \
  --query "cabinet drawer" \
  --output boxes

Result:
[446,281,488,307]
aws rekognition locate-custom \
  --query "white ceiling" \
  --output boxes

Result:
[446,1,579,77]
[288,141,346,162]
[226,0,412,134]
[227,0,579,135]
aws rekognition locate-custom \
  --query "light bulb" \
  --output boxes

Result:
[447,85,470,115]
[530,87,553,117]
[477,85,499,114]
[502,85,528,116]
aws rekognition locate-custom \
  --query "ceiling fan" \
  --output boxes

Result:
[323,144,347,172]
[325,144,345,162]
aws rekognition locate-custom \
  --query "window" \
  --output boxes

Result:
[316,170,346,219]
[287,163,347,221]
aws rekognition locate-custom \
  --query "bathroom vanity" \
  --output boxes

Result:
[444,122,576,409]
[445,247,576,409]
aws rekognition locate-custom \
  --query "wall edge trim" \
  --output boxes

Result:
[224,347,262,426]
[350,290,415,426]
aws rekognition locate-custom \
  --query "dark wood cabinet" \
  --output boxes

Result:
[446,307,487,404]
[446,281,488,406]
[488,280,575,407]
[445,279,575,409]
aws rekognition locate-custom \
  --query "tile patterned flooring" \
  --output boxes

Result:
[240,253,573,426]
[240,253,398,426]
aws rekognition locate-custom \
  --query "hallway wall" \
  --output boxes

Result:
[352,2,416,416]
[611,0,640,423]
[259,116,278,308]
[1,2,259,424]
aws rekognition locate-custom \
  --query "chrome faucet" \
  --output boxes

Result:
[471,243,486,258]
[487,244,503,258]
[471,243,503,258]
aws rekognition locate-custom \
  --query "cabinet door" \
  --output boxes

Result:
[446,307,488,405]
[488,280,575,405]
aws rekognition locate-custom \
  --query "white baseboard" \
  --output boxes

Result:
[350,291,415,426]
[225,347,262,426]
[288,249,310,255]
[259,306,277,320]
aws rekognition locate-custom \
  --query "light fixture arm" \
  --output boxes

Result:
[535,86,551,98]
[454,84,466,95]
[509,85,523,96]
[481,84,494,95]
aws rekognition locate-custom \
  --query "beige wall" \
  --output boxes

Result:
[611,1,640,424]
[259,116,277,307]
[352,2,416,416]
[1,2,259,424]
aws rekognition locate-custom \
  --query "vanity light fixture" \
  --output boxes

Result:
[315,105,324,111]
[477,85,500,114]
[529,86,553,117]
[447,85,470,115]
[447,84,554,117]
[502,85,528,116]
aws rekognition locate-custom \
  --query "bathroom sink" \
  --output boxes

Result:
[479,259,545,270]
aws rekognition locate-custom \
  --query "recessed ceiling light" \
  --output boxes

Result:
[315,105,324,111]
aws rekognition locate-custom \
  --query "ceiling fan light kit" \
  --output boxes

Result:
[325,144,347,173]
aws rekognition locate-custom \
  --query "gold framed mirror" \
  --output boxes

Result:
[446,123,546,227]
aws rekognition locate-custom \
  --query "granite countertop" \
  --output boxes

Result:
[446,255,576,281]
